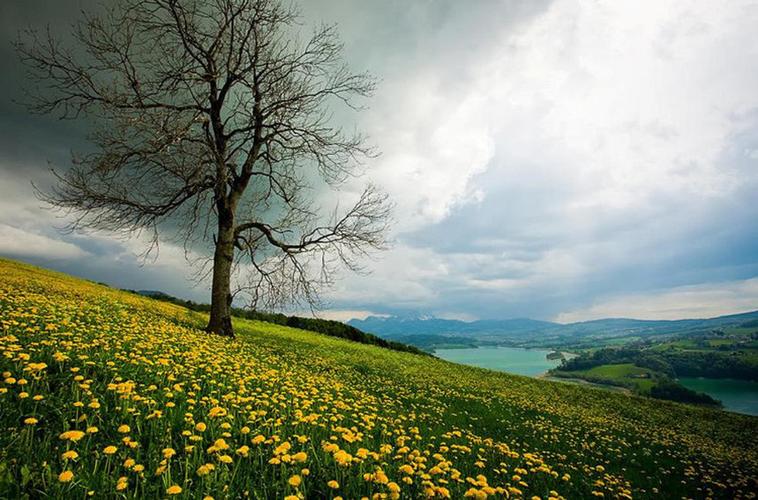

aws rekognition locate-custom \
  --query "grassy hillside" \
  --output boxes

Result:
[552,364,658,393]
[0,258,756,499]
[125,290,429,357]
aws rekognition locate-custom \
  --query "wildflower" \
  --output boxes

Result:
[328,480,340,489]
[166,485,182,495]
[103,446,118,455]
[59,430,86,442]
[236,445,250,457]
[162,448,176,459]
[288,475,302,488]
[62,450,79,460]
[274,441,291,455]
[399,464,414,475]
[117,424,130,433]
[218,454,233,464]
[24,417,38,425]
[252,434,265,445]
[197,463,215,476]
[116,476,128,491]
[58,470,74,483]
[195,422,207,432]
[208,406,226,418]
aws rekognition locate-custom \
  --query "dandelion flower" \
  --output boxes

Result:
[58,470,74,483]
[166,485,182,495]
[59,430,86,442]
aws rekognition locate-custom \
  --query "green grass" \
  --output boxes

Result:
[0,258,757,499]
[553,364,658,393]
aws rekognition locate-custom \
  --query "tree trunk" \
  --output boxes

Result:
[206,215,235,337]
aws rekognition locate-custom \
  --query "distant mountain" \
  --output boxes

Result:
[348,310,758,349]
[350,316,556,337]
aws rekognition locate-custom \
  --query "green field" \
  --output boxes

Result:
[1,259,757,499]
[552,364,657,392]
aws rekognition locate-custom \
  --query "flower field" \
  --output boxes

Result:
[0,258,756,499]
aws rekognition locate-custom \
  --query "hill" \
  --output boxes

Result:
[350,310,758,350]
[0,258,756,498]
[126,290,428,357]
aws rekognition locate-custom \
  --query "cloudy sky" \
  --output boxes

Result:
[1,0,757,323]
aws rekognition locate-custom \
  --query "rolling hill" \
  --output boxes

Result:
[0,258,756,498]
[350,310,758,350]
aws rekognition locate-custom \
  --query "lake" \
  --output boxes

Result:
[434,346,563,377]
[679,377,758,416]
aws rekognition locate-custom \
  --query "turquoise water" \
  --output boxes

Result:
[434,346,562,377]
[679,377,758,416]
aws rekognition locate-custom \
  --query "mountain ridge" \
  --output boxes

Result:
[349,309,758,348]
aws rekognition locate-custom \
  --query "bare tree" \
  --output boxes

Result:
[16,0,390,337]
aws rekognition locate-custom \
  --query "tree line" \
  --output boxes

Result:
[129,290,429,357]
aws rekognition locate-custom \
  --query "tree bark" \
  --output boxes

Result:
[206,214,235,337]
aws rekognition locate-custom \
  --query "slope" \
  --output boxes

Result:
[0,258,756,499]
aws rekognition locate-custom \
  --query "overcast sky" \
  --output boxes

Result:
[1,0,757,323]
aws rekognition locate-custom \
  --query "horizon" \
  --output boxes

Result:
[2,0,758,323]
[344,307,758,325]
[6,254,754,326]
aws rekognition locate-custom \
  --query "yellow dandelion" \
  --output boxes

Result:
[166,485,182,495]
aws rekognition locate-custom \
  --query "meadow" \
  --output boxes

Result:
[551,364,658,393]
[0,258,756,499]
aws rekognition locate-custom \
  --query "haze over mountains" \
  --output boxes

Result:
[348,310,758,349]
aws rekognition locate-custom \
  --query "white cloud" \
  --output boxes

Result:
[320,0,758,318]
[555,278,758,322]
[0,224,88,260]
